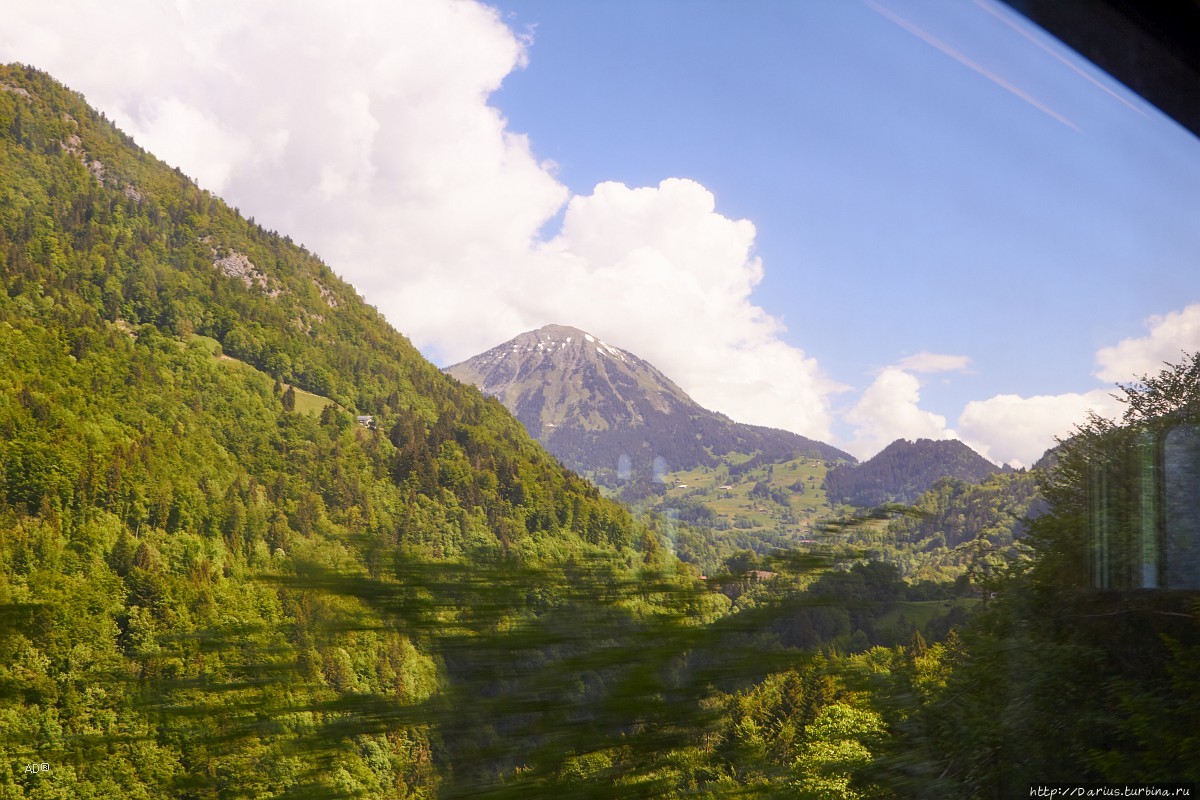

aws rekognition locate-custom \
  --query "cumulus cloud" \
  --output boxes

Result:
[1095,302,1200,382]
[957,390,1123,467]
[844,367,956,459]
[0,0,845,441]
[949,303,1200,468]
[132,97,251,194]
[852,302,1200,467]
[526,179,844,438]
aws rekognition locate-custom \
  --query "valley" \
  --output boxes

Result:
[0,62,1195,799]
[659,454,832,538]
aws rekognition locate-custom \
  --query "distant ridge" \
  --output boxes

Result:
[446,324,853,487]
[823,438,1005,507]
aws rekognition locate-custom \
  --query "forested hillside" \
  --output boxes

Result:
[833,471,1042,583]
[0,64,636,557]
[0,64,649,797]
[2,64,1196,799]
[887,355,1200,793]
[824,438,1004,507]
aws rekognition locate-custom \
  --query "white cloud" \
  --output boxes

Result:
[132,97,250,194]
[1095,302,1200,382]
[526,179,844,439]
[951,302,1199,468]
[957,389,1123,467]
[0,0,845,442]
[849,302,1200,467]
[842,363,1123,467]
[844,367,956,459]
[896,351,971,373]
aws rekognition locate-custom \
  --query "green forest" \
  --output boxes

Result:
[1,65,1197,799]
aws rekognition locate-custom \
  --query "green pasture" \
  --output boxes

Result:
[190,334,336,416]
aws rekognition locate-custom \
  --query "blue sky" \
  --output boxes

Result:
[489,0,1200,444]
[3,0,1199,465]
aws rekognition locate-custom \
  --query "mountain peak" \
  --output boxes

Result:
[498,324,632,362]
[446,325,684,438]
[446,326,852,486]
[825,437,1002,507]
[532,323,589,338]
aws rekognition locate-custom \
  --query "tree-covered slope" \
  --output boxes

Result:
[832,471,1042,583]
[823,437,1003,507]
[9,63,1186,800]
[0,64,637,558]
[887,355,1200,794]
[0,64,650,797]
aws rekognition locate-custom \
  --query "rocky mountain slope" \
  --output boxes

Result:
[446,324,853,491]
